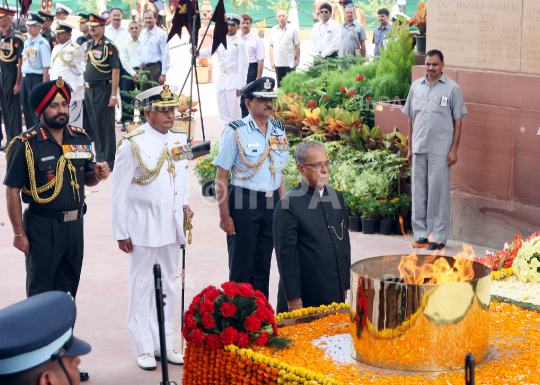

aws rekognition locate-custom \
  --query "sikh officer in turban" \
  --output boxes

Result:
[4,78,110,300]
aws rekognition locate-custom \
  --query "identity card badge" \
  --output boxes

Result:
[440,96,448,107]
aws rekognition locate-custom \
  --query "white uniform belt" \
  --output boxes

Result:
[221,67,238,74]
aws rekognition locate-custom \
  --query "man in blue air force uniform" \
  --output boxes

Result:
[214,77,290,300]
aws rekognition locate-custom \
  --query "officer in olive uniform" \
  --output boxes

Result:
[83,13,120,170]
[214,77,289,299]
[0,7,24,152]
[4,78,110,299]
[76,14,94,140]
[38,11,58,50]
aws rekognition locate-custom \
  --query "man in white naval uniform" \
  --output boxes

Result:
[196,13,248,127]
[49,20,85,127]
[111,84,194,370]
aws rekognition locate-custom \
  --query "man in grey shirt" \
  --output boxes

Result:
[403,50,468,250]
[339,5,367,57]
[373,8,392,56]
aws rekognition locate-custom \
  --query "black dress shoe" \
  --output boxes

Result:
[412,238,428,248]
[427,242,445,250]
[78,368,89,381]
[121,123,126,132]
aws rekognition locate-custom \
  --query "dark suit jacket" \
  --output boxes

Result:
[273,181,351,313]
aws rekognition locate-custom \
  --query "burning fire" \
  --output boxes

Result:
[397,244,476,284]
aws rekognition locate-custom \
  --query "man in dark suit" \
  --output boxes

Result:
[273,141,351,313]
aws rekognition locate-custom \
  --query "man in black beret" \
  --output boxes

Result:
[0,291,91,385]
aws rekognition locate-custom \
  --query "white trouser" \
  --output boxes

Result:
[217,88,241,127]
[412,153,451,244]
[69,99,83,128]
[127,243,180,357]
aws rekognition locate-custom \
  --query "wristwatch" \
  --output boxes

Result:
[110,95,117,99]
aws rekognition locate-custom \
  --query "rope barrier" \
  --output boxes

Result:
[170,41,190,50]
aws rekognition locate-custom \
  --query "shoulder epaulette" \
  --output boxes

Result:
[170,126,186,134]
[72,43,80,49]
[116,128,144,151]
[229,119,246,130]
[105,40,119,51]
[5,131,37,159]
[269,118,284,130]
[13,33,25,42]
[70,126,88,135]
[125,128,145,138]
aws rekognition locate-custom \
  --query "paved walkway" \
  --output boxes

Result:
[0,37,490,385]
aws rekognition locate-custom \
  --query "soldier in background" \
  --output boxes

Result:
[38,11,57,49]
[195,14,248,127]
[50,21,85,127]
[76,14,93,140]
[21,13,51,129]
[83,13,120,170]
[0,7,24,152]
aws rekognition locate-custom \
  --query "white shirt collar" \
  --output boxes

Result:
[319,187,325,197]
[128,36,139,44]
[147,25,157,35]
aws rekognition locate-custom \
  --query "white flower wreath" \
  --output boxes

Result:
[512,236,540,283]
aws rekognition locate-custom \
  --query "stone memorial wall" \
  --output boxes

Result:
[428,0,540,75]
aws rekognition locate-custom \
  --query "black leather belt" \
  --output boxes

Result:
[0,64,17,70]
[29,204,86,222]
[142,61,161,67]
[233,186,279,198]
[84,80,111,88]
[23,73,42,78]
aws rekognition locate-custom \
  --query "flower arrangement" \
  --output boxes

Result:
[182,282,292,349]
[196,57,209,67]
[512,234,540,283]
[175,94,199,121]
[274,302,349,322]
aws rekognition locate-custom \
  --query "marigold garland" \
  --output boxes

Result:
[184,301,540,385]
[274,302,350,322]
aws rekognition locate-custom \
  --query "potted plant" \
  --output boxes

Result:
[393,194,412,235]
[175,94,199,141]
[360,197,379,235]
[194,156,217,197]
[407,2,427,54]
[378,198,395,235]
[256,19,266,38]
[196,57,211,84]
[343,190,361,232]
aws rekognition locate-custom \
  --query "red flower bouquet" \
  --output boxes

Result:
[182,282,291,349]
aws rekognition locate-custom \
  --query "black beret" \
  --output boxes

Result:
[0,291,91,375]
[29,77,72,116]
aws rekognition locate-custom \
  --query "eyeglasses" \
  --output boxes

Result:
[320,10,329,14]
[301,161,332,171]
[129,27,139,30]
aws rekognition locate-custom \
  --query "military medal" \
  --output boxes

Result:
[62,144,94,159]
[269,137,290,151]
[172,144,193,161]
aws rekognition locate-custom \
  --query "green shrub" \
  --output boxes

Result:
[279,71,311,94]
[369,73,403,102]
[375,26,415,99]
